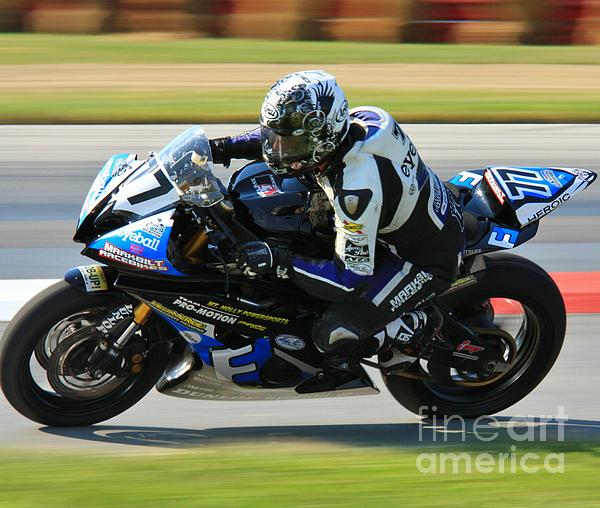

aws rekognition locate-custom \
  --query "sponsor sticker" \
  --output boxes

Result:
[343,221,364,233]
[345,255,369,264]
[485,170,507,204]
[344,241,369,258]
[99,242,168,271]
[170,297,288,332]
[252,174,282,198]
[275,335,306,351]
[179,330,203,344]
[129,244,145,255]
[335,100,349,123]
[173,296,239,325]
[78,265,108,292]
[111,158,130,178]
[456,340,485,354]
[541,169,562,189]
[96,304,133,334]
[149,300,207,333]
[345,233,368,245]
[431,173,448,216]
[525,193,570,224]
[142,218,166,239]
[571,168,596,182]
[444,275,477,294]
[347,261,372,275]
[206,301,290,325]
[452,339,485,360]
[389,271,434,312]
[118,230,160,252]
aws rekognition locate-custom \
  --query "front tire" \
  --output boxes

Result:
[382,253,566,418]
[0,281,172,426]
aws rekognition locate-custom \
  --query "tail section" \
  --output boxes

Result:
[448,165,596,255]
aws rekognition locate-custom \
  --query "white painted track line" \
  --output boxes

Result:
[0,279,58,321]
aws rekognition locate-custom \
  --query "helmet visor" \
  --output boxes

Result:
[261,126,314,166]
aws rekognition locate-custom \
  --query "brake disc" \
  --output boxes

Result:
[46,328,128,400]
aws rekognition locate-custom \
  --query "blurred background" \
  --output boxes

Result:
[1,0,599,44]
[1,3,600,506]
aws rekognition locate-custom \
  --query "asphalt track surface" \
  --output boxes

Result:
[0,124,598,452]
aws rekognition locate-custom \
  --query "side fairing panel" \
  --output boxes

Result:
[87,209,184,276]
[158,315,274,385]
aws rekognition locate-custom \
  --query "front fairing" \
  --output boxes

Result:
[75,127,225,273]
[76,127,223,241]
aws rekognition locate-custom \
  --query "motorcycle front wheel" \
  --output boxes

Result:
[0,280,172,426]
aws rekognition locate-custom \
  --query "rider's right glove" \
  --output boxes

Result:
[209,137,232,167]
[233,241,292,279]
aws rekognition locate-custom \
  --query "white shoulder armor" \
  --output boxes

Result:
[349,106,411,161]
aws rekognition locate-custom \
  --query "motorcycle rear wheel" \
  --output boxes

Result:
[381,252,566,418]
[0,281,172,426]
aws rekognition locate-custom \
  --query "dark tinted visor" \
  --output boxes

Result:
[261,126,313,162]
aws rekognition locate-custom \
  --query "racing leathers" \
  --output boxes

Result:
[212,106,465,364]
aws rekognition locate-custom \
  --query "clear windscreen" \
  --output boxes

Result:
[157,126,224,207]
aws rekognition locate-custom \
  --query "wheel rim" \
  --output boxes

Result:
[47,328,129,400]
[34,309,107,369]
[24,302,157,417]
[423,297,542,405]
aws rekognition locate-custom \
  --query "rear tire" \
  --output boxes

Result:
[382,253,566,418]
[0,281,172,426]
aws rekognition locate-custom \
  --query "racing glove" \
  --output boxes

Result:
[209,137,232,167]
[233,241,292,279]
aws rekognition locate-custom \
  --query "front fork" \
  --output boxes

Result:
[88,302,152,378]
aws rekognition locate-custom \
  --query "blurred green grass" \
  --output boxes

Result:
[3,89,600,123]
[2,34,600,65]
[1,443,600,507]
[1,34,599,123]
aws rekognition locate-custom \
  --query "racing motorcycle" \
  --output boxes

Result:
[0,126,596,426]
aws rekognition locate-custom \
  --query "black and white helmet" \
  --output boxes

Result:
[259,70,349,177]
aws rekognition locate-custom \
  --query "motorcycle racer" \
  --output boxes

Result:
[210,70,465,385]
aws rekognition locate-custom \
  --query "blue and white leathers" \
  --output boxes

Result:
[289,107,464,311]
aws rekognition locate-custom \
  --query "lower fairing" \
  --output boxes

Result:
[156,347,380,401]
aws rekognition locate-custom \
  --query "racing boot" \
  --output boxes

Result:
[295,330,385,394]
[296,353,366,394]
[379,306,443,373]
